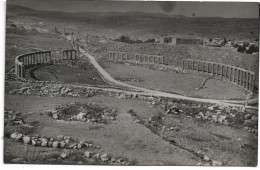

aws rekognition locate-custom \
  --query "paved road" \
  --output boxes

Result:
[79,48,258,108]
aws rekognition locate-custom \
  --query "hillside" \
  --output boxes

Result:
[6,4,259,40]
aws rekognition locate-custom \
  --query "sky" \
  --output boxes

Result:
[7,0,259,18]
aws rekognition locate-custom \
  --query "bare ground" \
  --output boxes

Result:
[4,94,257,166]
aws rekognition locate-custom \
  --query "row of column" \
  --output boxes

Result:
[19,52,52,68]
[182,59,255,92]
[108,51,163,65]
[15,51,52,79]
[109,52,128,61]
[62,50,77,60]
[134,54,163,64]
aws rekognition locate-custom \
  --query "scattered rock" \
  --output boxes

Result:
[60,150,69,159]
[53,113,59,119]
[84,151,91,158]
[203,155,210,161]
[76,112,87,120]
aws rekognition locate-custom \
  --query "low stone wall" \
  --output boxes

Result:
[108,51,164,64]
[182,59,256,92]
[15,50,78,79]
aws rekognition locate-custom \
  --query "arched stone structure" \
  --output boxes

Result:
[108,51,163,65]
[182,59,256,92]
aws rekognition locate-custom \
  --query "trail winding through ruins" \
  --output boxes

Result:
[79,48,257,108]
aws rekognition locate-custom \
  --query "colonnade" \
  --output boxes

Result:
[15,51,51,78]
[182,59,256,92]
[108,51,164,64]
[62,50,77,60]
[15,50,78,79]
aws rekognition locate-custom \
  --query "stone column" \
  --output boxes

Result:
[240,70,243,87]
[17,65,20,78]
[21,65,24,78]
[220,65,223,78]
[229,67,232,81]
[197,61,200,74]
[49,52,52,62]
[153,56,155,64]
[245,72,249,90]
[236,69,240,85]
[251,75,255,92]
[232,68,236,83]
[225,66,228,79]
[241,71,245,87]
[212,63,214,76]
[248,73,252,91]
[15,64,18,77]
[182,60,185,70]
[191,60,194,70]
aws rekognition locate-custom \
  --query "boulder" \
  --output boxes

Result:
[15,133,23,141]
[22,136,31,144]
[41,142,48,147]
[101,153,109,162]
[84,151,91,158]
[64,136,71,141]
[211,160,222,166]
[93,153,100,159]
[31,140,37,146]
[52,141,59,148]
[53,114,58,119]
[218,115,227,124]
[10,132,18,139]
[76,112,87,120]
[60,141,66,148]
[60,150,69,159]
[77,143,82,149]
[203,155,210,161]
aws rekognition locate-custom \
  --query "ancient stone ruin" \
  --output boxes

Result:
[182,59,256,92]
[15,49,78,79]
[108,51,164,64]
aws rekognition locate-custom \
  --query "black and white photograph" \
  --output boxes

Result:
[2,0,259,167]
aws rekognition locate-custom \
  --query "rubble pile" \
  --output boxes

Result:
[9,132,130,165]
[8,84,99,98]
[4,110,25,126]
[48,102,117,123]
[163,102,258,133]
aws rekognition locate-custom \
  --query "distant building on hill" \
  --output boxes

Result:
[176,38,203,45]
[159,36,202,45]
